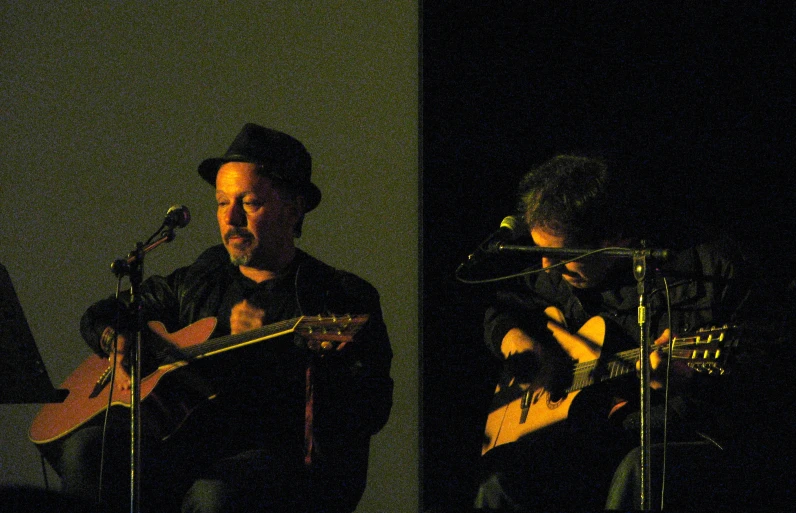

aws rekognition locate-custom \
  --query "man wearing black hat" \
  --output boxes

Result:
[43,124,393,513]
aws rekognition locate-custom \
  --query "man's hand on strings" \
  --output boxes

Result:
[499,328,546,383]
[638,329,695,390]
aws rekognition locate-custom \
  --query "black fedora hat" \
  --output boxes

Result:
[198,123,322,212]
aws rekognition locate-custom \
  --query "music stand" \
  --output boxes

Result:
[0,263,68,404]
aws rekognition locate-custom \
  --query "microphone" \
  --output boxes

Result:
[163,205,191,229]
[465,215,526,267]
[111,205,191,276]
[493,215,525,244]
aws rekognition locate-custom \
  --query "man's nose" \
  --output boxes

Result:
[224,203,247,226]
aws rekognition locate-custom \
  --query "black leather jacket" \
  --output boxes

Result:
[80,244,393,509]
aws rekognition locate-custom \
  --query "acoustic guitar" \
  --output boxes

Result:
[482,308,738,455]
[29,314,368,445]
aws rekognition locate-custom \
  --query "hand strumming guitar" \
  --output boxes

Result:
[229,299,266,335]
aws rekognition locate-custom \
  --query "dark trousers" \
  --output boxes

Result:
[44,425,312,513]
[605,438,783,511]
[475,435,760,512]
[474,428,631,512]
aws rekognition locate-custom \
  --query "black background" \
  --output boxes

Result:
[421,3,794,510]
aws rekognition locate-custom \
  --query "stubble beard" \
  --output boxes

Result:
[226,239,257,267]
[224,227,257,267]
[229,251,252,267]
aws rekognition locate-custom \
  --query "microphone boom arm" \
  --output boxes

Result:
[110,205,190,277]
[494,243,670,261]
[111,230,176,277]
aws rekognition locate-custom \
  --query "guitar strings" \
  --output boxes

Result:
[182,317,303,359]
[182,315,366,359]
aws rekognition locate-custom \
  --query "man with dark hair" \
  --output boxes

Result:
[474,155,749,510]
[38,123,393,513]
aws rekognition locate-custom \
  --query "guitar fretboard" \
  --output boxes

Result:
[569,350,637,391]
[181,317,301,361]
[567,328,734,392]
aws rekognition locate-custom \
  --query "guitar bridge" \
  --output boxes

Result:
[88,365,113,398]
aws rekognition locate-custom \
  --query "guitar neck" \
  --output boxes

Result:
[568,328,733,392]
[569,348,638,392]
[181,317,303,361]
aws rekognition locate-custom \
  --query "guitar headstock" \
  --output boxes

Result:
[671,324,740,375]
[296,314,370,353]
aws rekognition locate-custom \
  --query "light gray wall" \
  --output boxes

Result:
[0,3,418,511]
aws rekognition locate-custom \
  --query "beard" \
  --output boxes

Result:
[229,251,252,267]
[224,228,257,266]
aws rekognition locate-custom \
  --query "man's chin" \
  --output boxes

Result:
[230,255,251,267]
[226,247,253,267]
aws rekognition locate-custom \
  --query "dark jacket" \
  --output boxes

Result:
[80,245,393,510]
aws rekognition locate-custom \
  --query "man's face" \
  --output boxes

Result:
[215,162,301,270]
[530,226,618,289]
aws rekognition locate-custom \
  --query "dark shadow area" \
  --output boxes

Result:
[0,486,101,513]
[0,264,68,405]
[422,3,794,511]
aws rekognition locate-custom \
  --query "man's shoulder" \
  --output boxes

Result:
[295,251,381,307]
[296,251,375,284]
[648,221,748,269]
[664,235,747,276]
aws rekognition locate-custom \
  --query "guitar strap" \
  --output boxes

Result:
[304,363,315,467]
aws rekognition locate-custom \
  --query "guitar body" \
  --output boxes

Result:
[29,318,218,445]
[482,312,607,455]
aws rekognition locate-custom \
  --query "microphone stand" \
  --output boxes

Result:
[111,227,178,513]
[492,242,668,511]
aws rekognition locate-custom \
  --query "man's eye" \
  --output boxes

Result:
[243,201,263,210]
